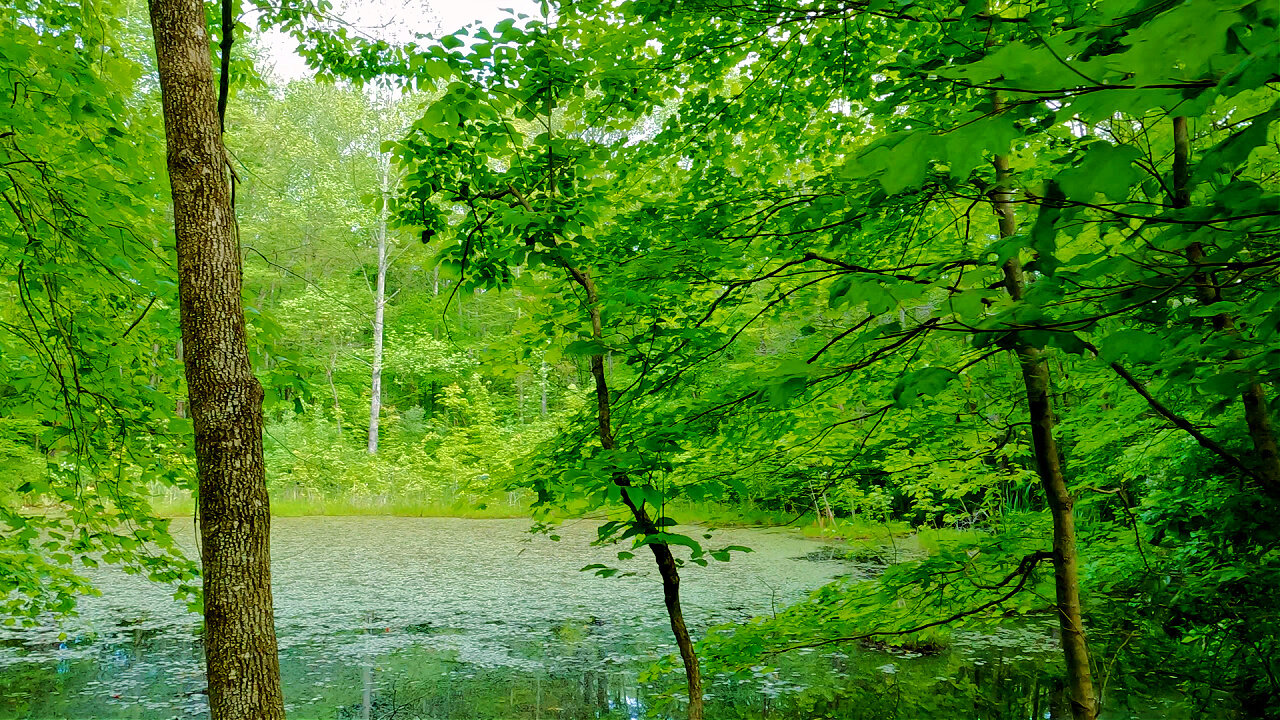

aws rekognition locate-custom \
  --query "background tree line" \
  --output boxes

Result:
[1,0,1277,718]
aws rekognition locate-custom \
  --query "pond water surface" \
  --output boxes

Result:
[0,517,1201,719]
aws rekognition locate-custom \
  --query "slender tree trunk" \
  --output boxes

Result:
[990,98,1096,720]
[146,1,285,717]
[367,154,390,455]
[540,356,549,417]
[566,266,704,720]
[1173,116,1280,493]
[328,348,342,435]
[517,375,525,423]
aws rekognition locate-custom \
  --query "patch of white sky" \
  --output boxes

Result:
[256,0,542,82]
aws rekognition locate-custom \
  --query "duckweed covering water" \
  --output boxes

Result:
[0,518,1191,719]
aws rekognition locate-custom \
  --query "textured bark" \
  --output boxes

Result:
[1174,116,1280,494]
[567,265,704,720]
[990,124,1096,720]
[147,1,286,718]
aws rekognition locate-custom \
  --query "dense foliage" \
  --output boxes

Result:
[0,0,197,620]
[2,0,1277,717]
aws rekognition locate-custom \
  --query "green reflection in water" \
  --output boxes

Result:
[0,518,1203,719]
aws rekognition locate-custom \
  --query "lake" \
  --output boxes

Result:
[0,517,1198,719]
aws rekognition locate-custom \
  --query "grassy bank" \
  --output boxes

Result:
[149,492,532,519]
[148,492,949,551]
[149,492,880,530]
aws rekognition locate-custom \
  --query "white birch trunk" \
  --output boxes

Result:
[367,152,391,455]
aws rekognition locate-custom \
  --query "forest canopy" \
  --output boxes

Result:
[1,0,1277,718]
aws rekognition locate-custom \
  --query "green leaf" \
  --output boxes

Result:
[1057,144,1144,202]
[1099,330,1163,364]
[892,367,957,408]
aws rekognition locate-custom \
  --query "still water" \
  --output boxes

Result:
[0,518,1192,719]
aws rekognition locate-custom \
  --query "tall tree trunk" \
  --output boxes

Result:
[540,355,549,417]
[990,98,1096,720]
[1174,116,1280,493]
[517,375,526,424]
[146,1,285,718]
[565,266,704,720]
[367,154,391,455]
[328,348,342,435]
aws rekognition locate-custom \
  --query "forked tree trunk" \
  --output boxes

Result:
[146,0,285,718]
[1174,116,1280,494]
[566,265,704,720]
[990,97,1096,720]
